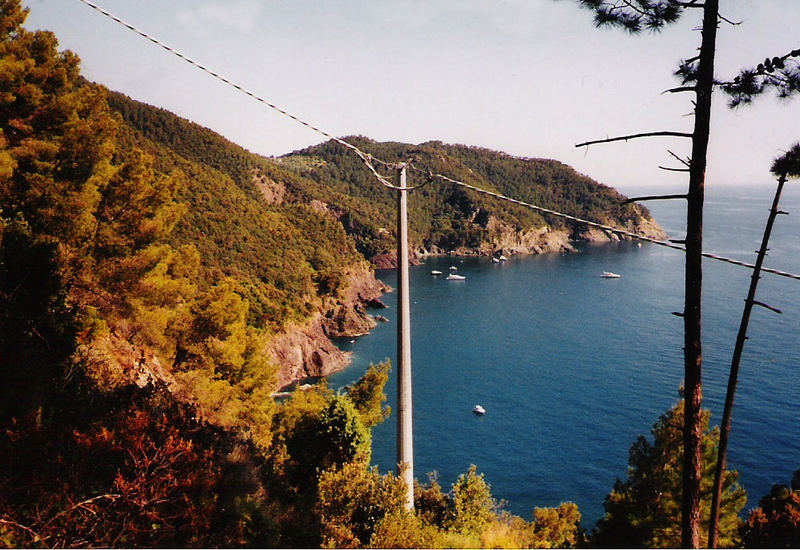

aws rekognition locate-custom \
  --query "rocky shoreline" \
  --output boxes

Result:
[371,215,668,269]
[269,215,667,389]
[268,265,391,389]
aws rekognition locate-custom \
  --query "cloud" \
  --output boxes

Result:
[178,0,263,35]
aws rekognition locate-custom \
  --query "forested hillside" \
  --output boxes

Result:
[281,138,665,262]
[105,88,665,267]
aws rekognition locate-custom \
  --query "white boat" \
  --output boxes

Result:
[601,271,621,278]
[431,270,442,275]
[473,405,486,415]
[449,266,458,271]
[499,255,508,261]
[446,273,466,280]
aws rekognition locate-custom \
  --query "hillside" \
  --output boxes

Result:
[281,138,666,264]
[106,91,665,271]
[100,87,666,387]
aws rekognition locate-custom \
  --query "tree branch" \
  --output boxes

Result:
[663,86,697,94]
[576,131,693,148]
[623,193,688,204]
[668,149,692,167]
[659,166,691,172]
[718,12,741,26]
[751,299,783,314]
[0,518,43,544]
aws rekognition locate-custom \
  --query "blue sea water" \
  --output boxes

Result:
[326,183,800,526]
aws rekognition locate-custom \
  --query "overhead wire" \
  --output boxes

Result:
[76,0,800,281]
[414,167,800,282]
[73,0,415,190]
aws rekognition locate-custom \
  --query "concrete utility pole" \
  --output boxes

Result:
[396,163,414,510]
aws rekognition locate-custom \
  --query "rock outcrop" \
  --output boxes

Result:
[81,330,178,392]
[269,265,391,389]
[268,313,352,389]
[479,216,575,256]
[372,212,667,267]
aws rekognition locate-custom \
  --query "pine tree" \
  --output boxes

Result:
[573,2,800,545]
[592,399,746,548]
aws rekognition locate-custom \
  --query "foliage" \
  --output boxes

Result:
[316,461,407,548]
[740,470,800,548]
[721,49,800,108]
[278,393,371,494]
[0,220,77,422]
[531,502,583,548]
[314,459,585,549]
[0,388,268,548]
[346,360,391,428]
[592,399,746,548]
[414,472,453,527]
[370,508,439,549]
[451,464,497,535]
[283,137,654,259]
[771,143,800,179]
[256,376,388,547]
[106,90,364,330]
[576,0,682,33]
[0,4,382,546]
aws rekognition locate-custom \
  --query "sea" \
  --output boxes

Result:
[326,183,800,526]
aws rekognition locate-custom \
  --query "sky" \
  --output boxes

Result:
[20,0,800,193]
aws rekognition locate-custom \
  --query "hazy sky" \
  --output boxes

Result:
[21,0,800,192]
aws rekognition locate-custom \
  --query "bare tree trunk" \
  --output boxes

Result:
[707,173,788,547]
[682,1,718,547]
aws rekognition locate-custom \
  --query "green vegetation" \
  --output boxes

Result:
[106,91,365,331]
[283,138,656,259]
[108,88,659,267]
[592,398,746,548]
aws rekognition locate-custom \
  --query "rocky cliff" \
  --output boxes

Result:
[268,265,390,389]
[371,213,668,268]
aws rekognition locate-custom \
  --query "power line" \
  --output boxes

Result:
[420,168,800,281]
[73,0,419,190]
[76,0,800,282]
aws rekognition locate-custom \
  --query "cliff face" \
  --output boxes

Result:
[478,216,575,255]
[372,212,668,268]
[269,265,390,389]
[572,214,668,243]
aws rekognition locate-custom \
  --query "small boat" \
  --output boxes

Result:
[499,255,508,261]
[449,266,458,271]
[602,271,621,278]
[431,270,443,275]
[491,257,500,263]
[473,405,486,415]
[446,273,466,281]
